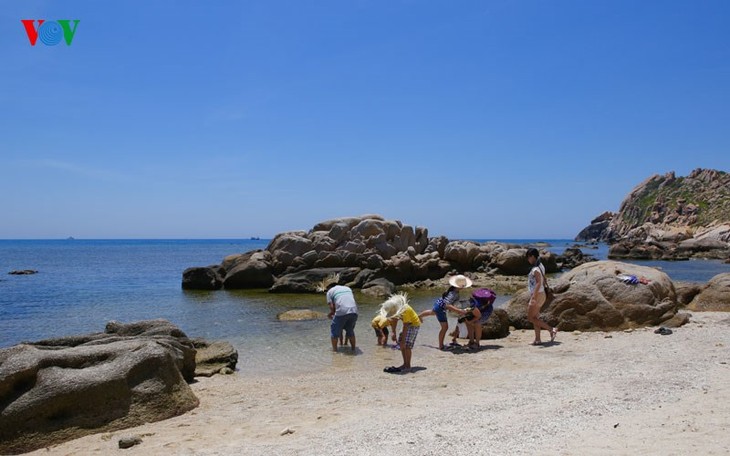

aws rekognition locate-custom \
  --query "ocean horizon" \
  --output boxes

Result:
[2,238,728,376]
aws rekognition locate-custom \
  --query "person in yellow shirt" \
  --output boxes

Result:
[371,315,390,346]
[379,293,420,374]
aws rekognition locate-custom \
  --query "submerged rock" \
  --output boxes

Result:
[276,309,328,321]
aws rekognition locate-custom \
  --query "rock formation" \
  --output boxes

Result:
[574,211,614,242]
[0,320,236,454]
[183,215,593,292]
[575,169,730,260]
[686,272,730,311]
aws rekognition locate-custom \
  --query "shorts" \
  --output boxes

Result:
[432,299,447,323]
[331,313,358,339]
[401,325,420,349]
[479,305,494,323]
[373,326,389,338]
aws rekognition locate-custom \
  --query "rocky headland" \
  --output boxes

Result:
[576,168,730,260]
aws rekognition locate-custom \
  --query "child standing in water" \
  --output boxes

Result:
[371,314,390,346]
[418,274,472,350]
[381,292,420,374]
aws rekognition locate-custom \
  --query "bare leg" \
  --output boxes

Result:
[348,335,356,351]
[438,321,448,349]
[330,337,338,352]
[527,301,551,344]
[474,322,483,346]
[403,347,412,370]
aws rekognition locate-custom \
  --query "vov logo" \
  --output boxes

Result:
[21,20,80,46]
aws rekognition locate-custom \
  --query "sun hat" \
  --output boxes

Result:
[448,274,473,289]
[379,292,410,319]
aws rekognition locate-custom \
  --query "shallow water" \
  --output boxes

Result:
[1,239,727,376]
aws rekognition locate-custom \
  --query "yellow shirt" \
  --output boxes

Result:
[371,315,388,329]
[400,305,421,327]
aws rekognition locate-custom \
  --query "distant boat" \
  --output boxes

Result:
[67,237,75,240]
[250,236,261,240]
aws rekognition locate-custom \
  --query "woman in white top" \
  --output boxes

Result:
[525,248,558,345]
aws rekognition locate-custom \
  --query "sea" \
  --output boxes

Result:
[1,239,728,377]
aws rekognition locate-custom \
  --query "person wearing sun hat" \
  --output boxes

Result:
[418,274,472,350]
[380,292,420,373]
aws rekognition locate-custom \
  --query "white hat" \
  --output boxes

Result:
[448,274,473,289]
[379,292,410,319]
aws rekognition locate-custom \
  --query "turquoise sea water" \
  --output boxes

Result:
[1,239,727,376]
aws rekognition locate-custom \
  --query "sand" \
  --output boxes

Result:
[28,312,730,456]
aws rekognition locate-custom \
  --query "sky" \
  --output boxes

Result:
[1,0,729,240]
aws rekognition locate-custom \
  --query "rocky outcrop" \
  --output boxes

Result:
[576,169,730,260]
[0,320,202,454]
[183,215,597,292]
[687,273,730,311]
[504,261,678,331]
[575,211,614,242]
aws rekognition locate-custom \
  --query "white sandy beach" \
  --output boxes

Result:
[29,312,730,456]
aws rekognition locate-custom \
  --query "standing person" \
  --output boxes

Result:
[525,248,557,346]
[381,292,420,374]
[322,277,358,352]
[418,274,472,350]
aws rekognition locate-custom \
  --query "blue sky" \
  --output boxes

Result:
[1,1,729,240]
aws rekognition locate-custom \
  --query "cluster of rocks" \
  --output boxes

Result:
[575,169,730,261]
[0,320,237,454]
[183,215,593,294]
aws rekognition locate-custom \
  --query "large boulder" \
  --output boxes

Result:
[223,251,275,289]
[361,278,396,298]
[182,266,223,290]
[687,273,730,311]
[0,320,200,454]
[443,241,482,270]
[491,248,558,276]
[480,309,510,339]
[674,281,703,307]
[505,261,678,331]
